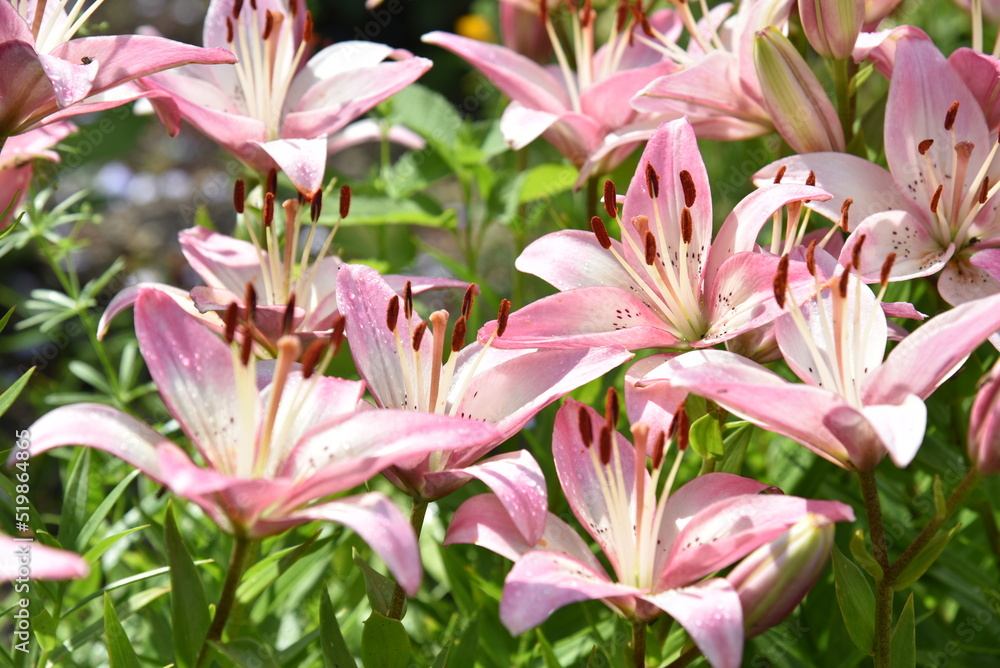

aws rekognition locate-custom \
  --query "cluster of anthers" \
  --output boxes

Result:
[769,166,854,256]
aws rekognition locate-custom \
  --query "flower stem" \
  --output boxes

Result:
[586,175,599,221]
[664,644,701,668]
[196,535,253,667]
[857,471,891,668]
[632,620,647,668]
[832,57,856,147]
[387,497,428,620]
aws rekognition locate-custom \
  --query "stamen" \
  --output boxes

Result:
[339,185,351,219]
[300,339,325,379]
[288,0,297,17]
[773,165,787,184]
[806,171,816,187]
[679,170,696,207]
[233,0,243,18]
[674,408,690,451]
[599,425,613,464]
[263,192,275,226]
[262,10,275,40]
[412,321,427,350]
[451,315,467,352]
[930,184,943,214]
[644,231,657,265]
[245,283,258,323]
[282,294,296,336]
[918,139,934,155]
[980,176,991,204]
[496,299,512,337]
[428,310,449,412]
[645,162,659,198]
[225,17,234,43]
[944,101,960,131]
[579,406,594,447]
[851,234,866,270]
[838,263,851,298]
[303,11,313,42]
[310,188,322,222]
[680,208,693,244]
[233,179,245,213]
[591,216,613,248]
[880,254,896,288]
[461,284,475,318]
[224,303,239,344]
[604,179,618,218]
[539,0,548,23]
[805,240,817,276]
[386,296,400,332]
[773,254,790,308]
[840,198,853,232]
[329,314,346,356]
[403,281,413,319]
[650,431,666,470]
[604,387,619,427]
[615,0,628,32]
[266,168,278,195]
[240,325,254,366]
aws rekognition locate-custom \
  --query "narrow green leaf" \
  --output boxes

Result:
[68,361,113,395]
[104,594,141,668]
[893,525,960,590]
[518,164,578,203]
[535,629,562,668]
[82,525,148,563]
[212,639,280,668]
[0,367,33,418]
[320,586,357,668]
[717,423,752,475]
[889,593,915,668]
[33,609,55,652]
[237,533,323,604]
[832,546,876,654]
[165,503,211,668]
[689,414,724,459]
[353,549,397,618]
[850,529,884,581]
[61,448,91,551]
[360,611,411,668]
[76,470,140,551]
[0,306,15,333]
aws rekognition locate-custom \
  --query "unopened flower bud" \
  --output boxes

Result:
[799,0,865,60]
[970,361,1000,474]
[754,27,846,154]
[727,514,838,637]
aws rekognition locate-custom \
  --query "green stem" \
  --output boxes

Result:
[196,536,253,667]
[632,620,647,668]
[585,175,599,221]
[832,57,856,147]
[664,645,701,668]
[387,497,428,620]
[975,497,1000,567]
[857,471,891,668]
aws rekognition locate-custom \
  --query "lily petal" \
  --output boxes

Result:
[255,136,328,198]
[0,535,89,582]
[643,580,744,668]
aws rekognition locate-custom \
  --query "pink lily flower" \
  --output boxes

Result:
[445,399,854,667]
[630,0,796,146]
[0,0,236,138]
[0,534,89,582]
[970,359,1000,474]
[423,5,681,185]
[478,119,830,352]
[336,263,633,543]
[498,0,554,63]
[138,0,431,186]
[0,120,75,228]
[755,35,1000,305]
[21,289,501,593]
[638,255,1000,471]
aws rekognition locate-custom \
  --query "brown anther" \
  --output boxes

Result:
[303,11,313,42]
[679,170,697,207]
[805,240,817,276]
[599,425,613,465]
[461,284,476,318]
[944,101,960,131]
[615,0,628,32]
[805,171,816,187]
[851,234,866,270]
[225,17,234,43]
[288,0,298,16]
[232,0,243,18]
[310,188,322,223]
[539,0,548,22]
[412,321,427,351]
[918,139,934,155]
[773,254,789,309]
[403,281,413,319]
[240,326,254,366]
[223,303,239,344]
[262,10,274,40]
[282,293,296,337]
[980,176,991,204]
[680,208,693,245]
[386,295,400,332]
[838,263,851,298]
[773,165,786,184]
[930,184,944,214]
[644,231,657,265]
[300,339,325,379]
[640,15,653,35]
[329,314,346,356]
[603,180,618,218]
[338,184,351,219]
[244,283,257,323]
[645,162,659,198]
[880,253,896,288]
[266,168,278,195]
[249,0,256,10]
[496,299,512,337]
[650,431,666,469]
[233,179,245,214]
[450,315,468,353]
[263,192,275,227]
[675,409,690,451]
[840,197,853,232]
[578,406,594,447]
[604,387,619,427]
[591,216,613,249]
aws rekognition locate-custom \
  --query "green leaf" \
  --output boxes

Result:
[353,549,397,618]
[889,593,915,668]
[82,525,148,563]
[850,529,884,582]
[60,448,91,551]
[165,503,211,668]
[689,414,724,459]
[104,594,141,668]
[212,639,280,668]
[717,423,752,475]
[320,586,357,668]
[0,305,14,333]
[0,367,33,419]
[893,525,960,590]
[535,628,562,668]
[360,611,411,668]
[518,164,579,203]
[331,194,456,228]
[76,470,140,551]
[384,84,462,152]
[67,360,112,395]
[832,546,876,654]
[237,532,323,604]
[33,609,56,652]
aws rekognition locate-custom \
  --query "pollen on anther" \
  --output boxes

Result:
[644,231,657,265]
[245,283,258,322]
[310,188,323,222]
[591,216,613,249]
[805,240,817,276]
[578,407,593,448]
[773,255,789,308]
[773,165,786,184]
[918,139,934,155]
[645,162,660,198]
[603,180,618,218]
[412,321,427,351]
[386,296,400,333]
[262,10,275,40]
[838,263,852,297]
[599,426,613,465]
[282,294,296,336]
[303,11,314,42]
[840,198,853,232]
[340,185,351,219]
[225,17,234,43]
[300,339,325,379]
[930,184,943,214]
[680,208,693,244]
[496,299,512,337]
[944,101,960,131]
[263,192,275,227]
[266,168,278,196]
[451,316,467,352]
[604,387,619,427]
[233,179,245,214]
[330,314,346,356]
[880,254,896,288]
[223,303,239,344]
[403,281,413,319]
[806,171,816,187]
[980,176,991,204]
[851,234,866,270]
[679,170,697,207]
[232,0,243,18]
[461,284,476,318]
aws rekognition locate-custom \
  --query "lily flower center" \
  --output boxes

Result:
[15,0,105,53]
[577,392,687,590]
[224,0,312,140]
[916,101,1000,249]
[630,0,726,67]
